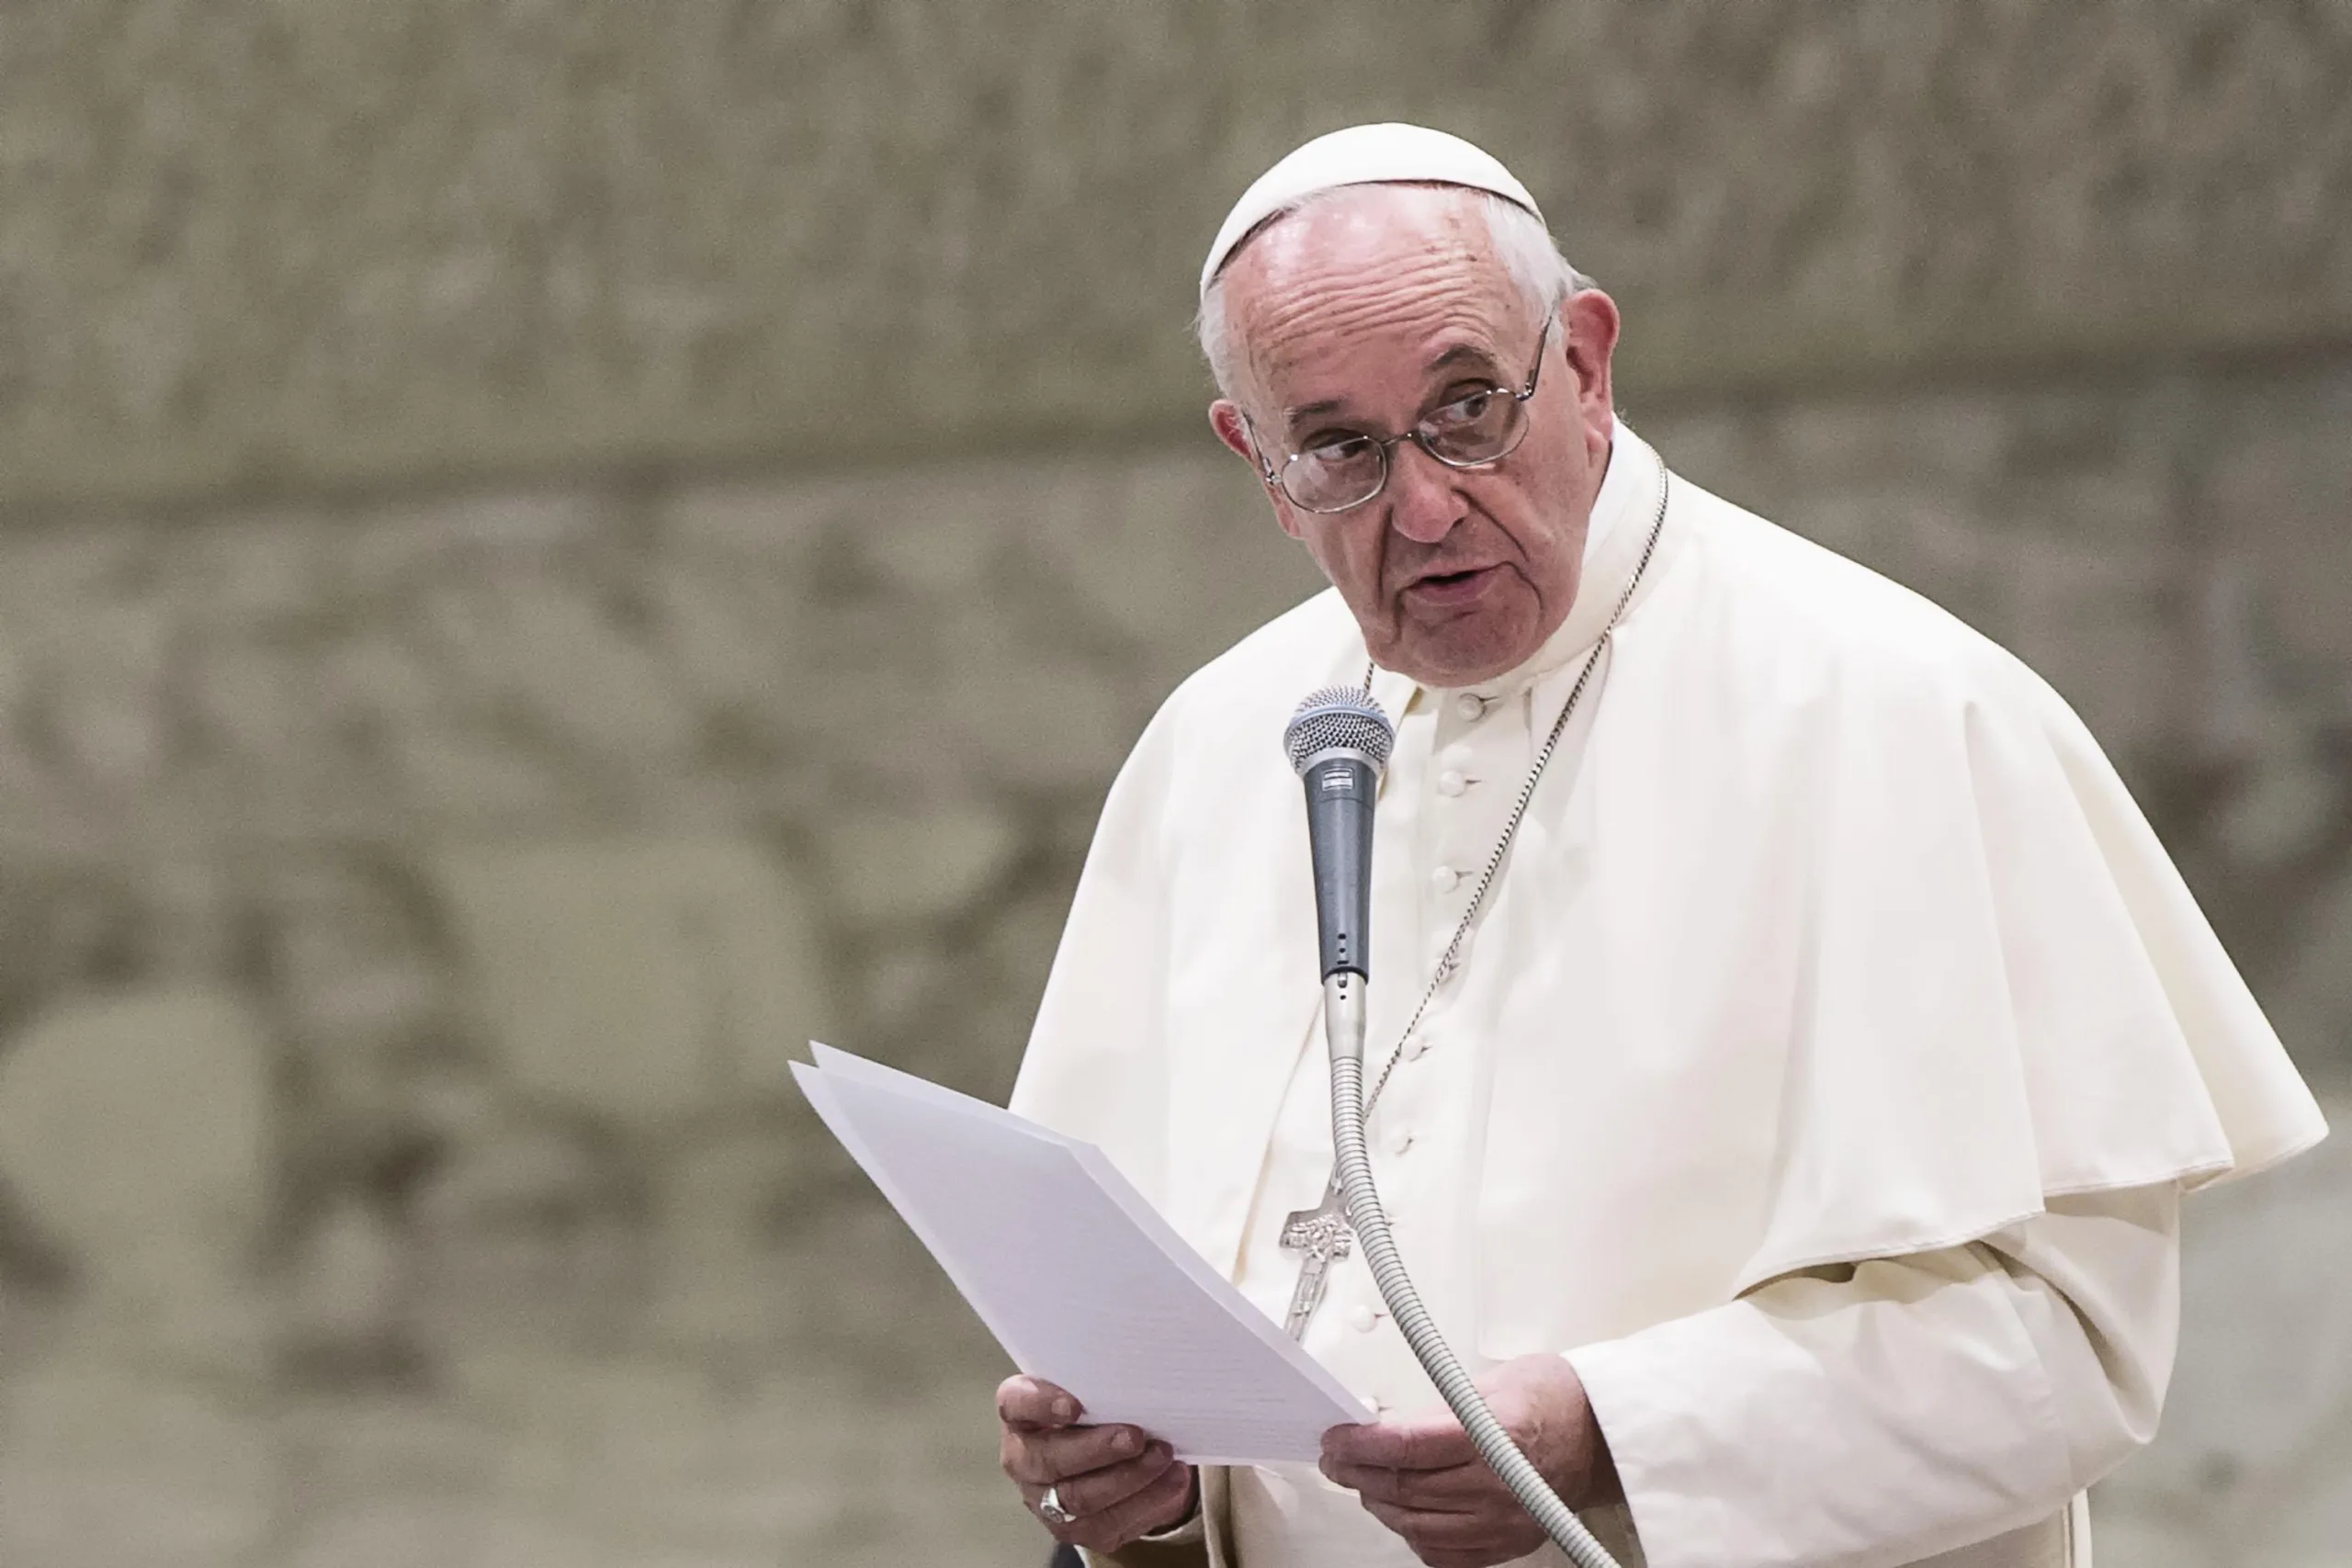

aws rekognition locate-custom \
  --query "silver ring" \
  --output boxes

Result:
[1038,1483,1077,1527]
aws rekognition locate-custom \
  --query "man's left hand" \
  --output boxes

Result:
[1319,1354,1619,1568]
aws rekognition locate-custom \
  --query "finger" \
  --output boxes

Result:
[1069,1461,1198,1553]
[998,1375,1081,1431]
[1002,1420,1156,1486]
[1033,1441,1179,1519]
[1425,1551,1535,1568]
[1322,1413,1477,1472]
[1322,1458,1491,1511]
[1358,1495,1538,1557]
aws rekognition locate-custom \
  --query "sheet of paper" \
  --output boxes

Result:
[793,1045,1365,1465]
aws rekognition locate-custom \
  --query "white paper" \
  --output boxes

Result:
[793,1044,1366,1464]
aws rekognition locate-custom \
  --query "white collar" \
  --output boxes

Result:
[1577,413,1634,570]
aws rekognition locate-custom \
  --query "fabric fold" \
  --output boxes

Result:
[1010,452,2324,1568]
[1728,558,2320,1294]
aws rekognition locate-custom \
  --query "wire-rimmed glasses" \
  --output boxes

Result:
[1242,319,1555,513]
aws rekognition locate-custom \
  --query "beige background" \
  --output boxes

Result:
[0,6,2346,1565]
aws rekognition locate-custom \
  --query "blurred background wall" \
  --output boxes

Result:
[0,6,2346,1565]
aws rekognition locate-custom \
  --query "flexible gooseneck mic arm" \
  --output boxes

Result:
[1325,988,1623,1568]
[1284,687,1623,1568]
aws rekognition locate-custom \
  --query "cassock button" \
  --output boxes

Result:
[1430,865,1460,894]
[1437,770,1467,797]
[1386,1127,1415,1157]
[1454,693,1487,721]
[1350,1304,1380,1333]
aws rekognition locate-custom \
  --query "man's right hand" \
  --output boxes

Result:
[998,1375,1198,1555]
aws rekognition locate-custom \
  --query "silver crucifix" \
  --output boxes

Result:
[1279,1182,1353,1339]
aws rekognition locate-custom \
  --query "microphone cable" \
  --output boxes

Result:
[1324,973,1624,1568]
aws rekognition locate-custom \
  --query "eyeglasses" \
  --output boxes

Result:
[1241,319,1555,514]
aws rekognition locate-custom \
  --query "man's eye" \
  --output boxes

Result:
[1305,434,1374,464]
[1428,390,1498,429]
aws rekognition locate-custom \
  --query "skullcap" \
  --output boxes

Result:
[1200,122,1544,299]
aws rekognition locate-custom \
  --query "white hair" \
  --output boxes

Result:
[1195,187,1594,404]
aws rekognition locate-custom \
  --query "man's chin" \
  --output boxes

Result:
[1377,635,1532,691]
[1374,590,1549,686]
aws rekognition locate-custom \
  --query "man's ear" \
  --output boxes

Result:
[1560,289,1621,434]
[1208,400,1304,541]
[1209,400,1255,461]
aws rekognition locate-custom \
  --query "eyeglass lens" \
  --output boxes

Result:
[1283,389,1527,512]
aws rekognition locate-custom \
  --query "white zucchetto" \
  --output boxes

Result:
[1200,122,1545,298]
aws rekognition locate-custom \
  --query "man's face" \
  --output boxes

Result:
[1209,186,1619,688]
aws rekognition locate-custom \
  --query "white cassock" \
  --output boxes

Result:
[1009,421,2326,1568]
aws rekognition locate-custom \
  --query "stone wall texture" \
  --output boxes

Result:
[0,6,2347,1566]
[5,0,2349,502]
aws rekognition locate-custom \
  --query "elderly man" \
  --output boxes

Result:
[993,125,2324,1568]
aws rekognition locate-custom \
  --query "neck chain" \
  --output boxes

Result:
[1353,457,1670,1129]
[1279,456,1670,1341]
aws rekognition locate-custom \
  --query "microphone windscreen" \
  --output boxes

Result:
[1283,686,1396,776]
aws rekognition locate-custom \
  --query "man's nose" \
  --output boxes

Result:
[1384,439,1465,545]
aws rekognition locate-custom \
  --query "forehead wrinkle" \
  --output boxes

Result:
[1222,187,1529,421]
[1251,287,1513,426]
[1250,267,1494,350]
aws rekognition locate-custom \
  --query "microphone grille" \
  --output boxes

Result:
[1283,685,1396,775]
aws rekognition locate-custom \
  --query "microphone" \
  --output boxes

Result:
[1282,685,1396,987]
[1280,682,1623,1568]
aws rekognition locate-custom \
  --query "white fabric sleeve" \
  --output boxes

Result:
[1566,1183,2179,1568]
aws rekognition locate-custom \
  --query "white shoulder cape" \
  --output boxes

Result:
[1012,474,2324,1345]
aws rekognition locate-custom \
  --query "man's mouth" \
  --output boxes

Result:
[1402,564,1501,608]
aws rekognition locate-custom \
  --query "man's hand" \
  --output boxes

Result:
[998,1375,1198,1554]
[1318,1354,1619,1568]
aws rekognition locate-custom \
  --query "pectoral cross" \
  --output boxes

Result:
[1279,1182,1353,1340]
